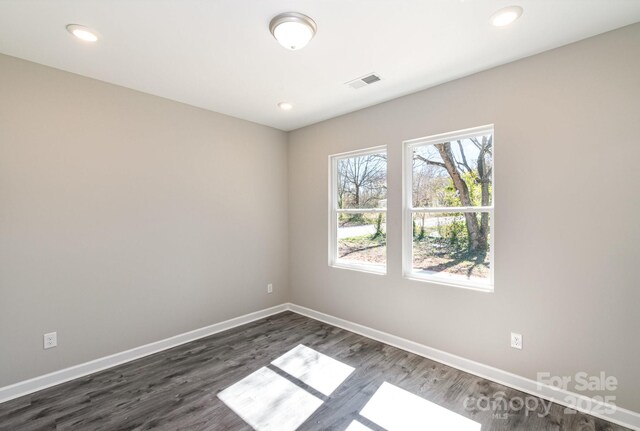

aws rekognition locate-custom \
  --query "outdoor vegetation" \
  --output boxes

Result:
[412,133,493,280]
[336,153,387,266]
[334,134,493,281]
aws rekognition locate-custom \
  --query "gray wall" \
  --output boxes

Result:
[288,24,640,412]
[0,54,289,386]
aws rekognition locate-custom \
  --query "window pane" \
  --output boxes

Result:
[412,134,492,208]
[338,212,386,268]
[337,153,387,209]
[412,212,490,283]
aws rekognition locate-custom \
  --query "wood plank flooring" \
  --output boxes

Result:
[0,312,628,430]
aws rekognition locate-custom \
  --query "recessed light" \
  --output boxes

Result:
[490,6,523,27]
[278,102,293,111]
[269,12,317,50]
[66,24,99,42]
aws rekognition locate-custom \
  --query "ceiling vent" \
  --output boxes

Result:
[345,73,382,89]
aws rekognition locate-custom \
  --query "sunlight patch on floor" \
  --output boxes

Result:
[345,419,375,431]
[217,366,323,431]
[271,344,355,396]
[360,382,481,431]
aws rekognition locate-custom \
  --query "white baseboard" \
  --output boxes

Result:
[0,303,288,404]
[1,302,637,430]
[286,303,640,431]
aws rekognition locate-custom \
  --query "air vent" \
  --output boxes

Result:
[346,73,382,90]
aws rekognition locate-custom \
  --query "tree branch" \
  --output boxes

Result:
[456,140,472,174]
[414,153,445,168]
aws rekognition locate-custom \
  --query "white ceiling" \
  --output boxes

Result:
[1,1,639,131]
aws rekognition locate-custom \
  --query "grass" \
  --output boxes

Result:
[338,233,386,264]
[412,237,489,279]
[337,220,490,280]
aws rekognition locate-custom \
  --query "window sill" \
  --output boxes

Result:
[330,261,386,275]
[404,272,493,292]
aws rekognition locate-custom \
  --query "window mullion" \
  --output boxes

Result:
[337,208,387,214]
[409,207,493,213]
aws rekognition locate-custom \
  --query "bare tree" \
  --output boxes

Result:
[338,154,387,209]
[414,136,492,252]
[412,162,447,239]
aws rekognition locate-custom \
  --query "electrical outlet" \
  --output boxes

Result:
[44,332,57,349]
[510,332,522,350]
[267,283,273,294]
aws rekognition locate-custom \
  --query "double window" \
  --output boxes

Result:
[329,125,493,291]
[329,147,387,274]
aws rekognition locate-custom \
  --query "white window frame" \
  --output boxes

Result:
[329,146,387,274]
[402,125,494,291]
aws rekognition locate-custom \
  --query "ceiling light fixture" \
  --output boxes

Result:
[278,102,293,111]
[66,24,99,42]
[269,12,316,50]
[490,6,523,27]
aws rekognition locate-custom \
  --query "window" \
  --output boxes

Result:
[403,125,494,290]
[329,146,387,273]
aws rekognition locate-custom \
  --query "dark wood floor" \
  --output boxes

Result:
[0,311,627,431]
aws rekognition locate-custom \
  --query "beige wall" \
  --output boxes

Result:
[288,24,640,412]
[0,54,289,386]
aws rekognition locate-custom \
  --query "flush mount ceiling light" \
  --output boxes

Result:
[278,102,293,111]
[66,24,99,42]
[490,6,523,27]
[269,12,317,50]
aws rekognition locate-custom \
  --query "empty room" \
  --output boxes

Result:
[1,1,639,430]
